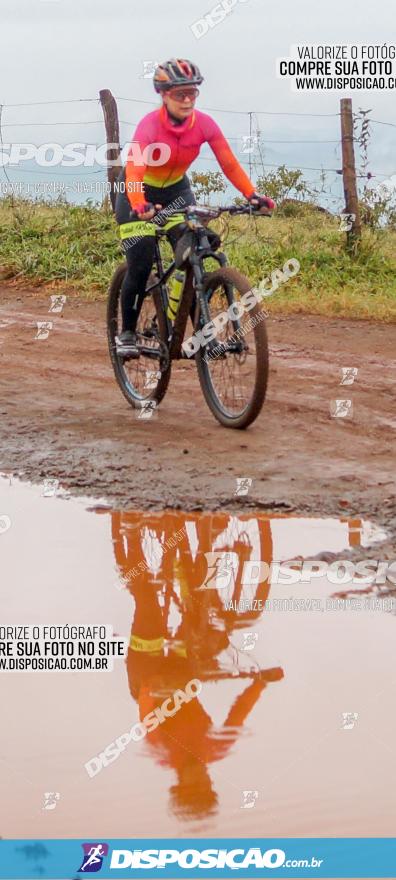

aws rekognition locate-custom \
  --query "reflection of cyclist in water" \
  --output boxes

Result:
[111,510,283,820]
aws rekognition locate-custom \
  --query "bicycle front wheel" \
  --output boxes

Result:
[195,267,268,429]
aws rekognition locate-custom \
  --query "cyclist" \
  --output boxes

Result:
[115,58,275,355]
[111,509,283,819]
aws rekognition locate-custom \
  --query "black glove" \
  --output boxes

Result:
[248,193,276,212]
[129,202,155,220]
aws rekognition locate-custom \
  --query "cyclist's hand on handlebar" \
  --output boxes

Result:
[248,193,276,214]
[129,202,162,221]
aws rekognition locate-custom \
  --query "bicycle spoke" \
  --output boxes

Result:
[203,290,259,416]
[117,297,163,399]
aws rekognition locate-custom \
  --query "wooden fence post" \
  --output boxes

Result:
[340,98,361,246]
[99,89,121,212]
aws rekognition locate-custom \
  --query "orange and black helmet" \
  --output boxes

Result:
[154,58,204,93]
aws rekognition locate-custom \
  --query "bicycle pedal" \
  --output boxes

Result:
[115,343,140,359]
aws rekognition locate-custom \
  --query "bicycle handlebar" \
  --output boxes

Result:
[199,665,283,683]
[156,203,273,220]
[198,203,272,218]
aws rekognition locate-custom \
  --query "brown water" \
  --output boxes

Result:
[0,476,395,840]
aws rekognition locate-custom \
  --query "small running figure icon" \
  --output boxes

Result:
[80,845,106,872]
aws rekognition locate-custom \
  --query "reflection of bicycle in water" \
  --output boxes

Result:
[80,845,106,872]
[112,509,273,625]
[111,509,284,820]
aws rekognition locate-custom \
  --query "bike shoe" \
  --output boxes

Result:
[115,330,140,358]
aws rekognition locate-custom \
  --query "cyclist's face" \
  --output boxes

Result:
[163,87,199,120]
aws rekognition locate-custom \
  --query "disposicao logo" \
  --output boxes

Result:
[74,845,324,872]
[78,843,109,872]
[108,847,291,869]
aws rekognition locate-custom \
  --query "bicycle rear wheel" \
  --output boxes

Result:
[195,267,268,429]
[107,263,171,408]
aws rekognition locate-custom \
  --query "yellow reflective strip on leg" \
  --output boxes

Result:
[129,635,165,653]
[162,213,185,232]
[119,221,156,240]
[170,642,187,658]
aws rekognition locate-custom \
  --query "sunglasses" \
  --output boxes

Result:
[168,88,200,102]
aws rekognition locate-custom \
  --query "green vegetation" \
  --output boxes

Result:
[0,194,395,321]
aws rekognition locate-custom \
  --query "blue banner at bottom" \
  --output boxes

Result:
[1,838,396,879]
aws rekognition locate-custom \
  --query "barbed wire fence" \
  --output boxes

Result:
[0,91,395,247]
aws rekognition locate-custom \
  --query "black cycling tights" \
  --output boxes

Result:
[120,236,156,333]
[116,174,196,333]
[120,224,186,333]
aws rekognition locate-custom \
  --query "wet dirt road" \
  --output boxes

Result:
[1,477,396,840]
[0,286,395,552]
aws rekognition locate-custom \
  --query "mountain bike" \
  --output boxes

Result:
[107,203,270,429]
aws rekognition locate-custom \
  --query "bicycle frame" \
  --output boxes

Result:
[144,217,227,360]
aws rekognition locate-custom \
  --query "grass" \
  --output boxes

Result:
[0,196,395,321]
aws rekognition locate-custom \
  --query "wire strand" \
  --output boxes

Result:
[2,98,99,108]
[116,96,341,117]
[1,120,103,127]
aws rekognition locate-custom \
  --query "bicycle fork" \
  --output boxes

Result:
[193,256,248,360]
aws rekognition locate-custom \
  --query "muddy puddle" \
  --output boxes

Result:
[0,476,395,840]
